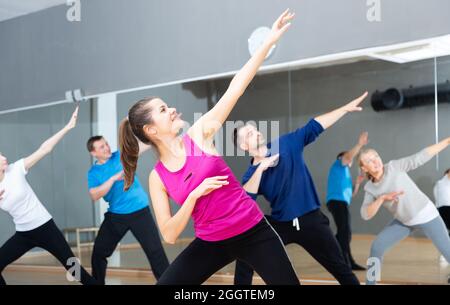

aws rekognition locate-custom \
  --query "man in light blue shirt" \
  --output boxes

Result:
[87,135,169,284]
[326,132,368,270]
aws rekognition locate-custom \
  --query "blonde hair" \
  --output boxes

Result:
[358,148,380,182]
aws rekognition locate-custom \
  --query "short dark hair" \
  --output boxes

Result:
[445,168,450,176]
[87,136,104,152]
[337,151,347,160]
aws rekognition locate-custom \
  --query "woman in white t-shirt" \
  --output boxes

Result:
[0,106,96,285]
[434,169,450,232]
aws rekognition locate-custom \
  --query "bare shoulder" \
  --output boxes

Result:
[149,169,163,187]
[186,128,220,156]
[186,127,204,146]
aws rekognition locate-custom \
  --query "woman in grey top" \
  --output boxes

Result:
[358,137,450,285]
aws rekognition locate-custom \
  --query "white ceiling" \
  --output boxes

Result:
[0,0,65,22]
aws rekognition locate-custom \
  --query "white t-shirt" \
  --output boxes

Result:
[403,202,439,226]
[0,159,52,231]
[434,176,450,209]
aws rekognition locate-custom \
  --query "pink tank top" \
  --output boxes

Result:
[154,134,263,241]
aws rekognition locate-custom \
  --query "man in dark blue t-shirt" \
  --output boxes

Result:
[232,92,368,285]
[87,135,169,284]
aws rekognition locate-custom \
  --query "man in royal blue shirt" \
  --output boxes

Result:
[326,132,368,271]
[87,135,169,284]
[232,92,369,285]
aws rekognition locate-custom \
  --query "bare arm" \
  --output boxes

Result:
[314,92,368,130]
[189,10,294,144]
[361,196,385,221]
[24,106,79,171]
[361,191,404,220]
[89,140,151,202]
[342,132,369,166]
[243,168,265,194]
[243,154,280,194]
[89,171,123,201]
[149,170,229,244]
[352,175,365,198]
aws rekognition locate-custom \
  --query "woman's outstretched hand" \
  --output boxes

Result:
[266,9,295,45]
[342,92,368,113]
[65,106,79,131]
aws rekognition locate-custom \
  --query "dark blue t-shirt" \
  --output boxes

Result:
[243,119,325,221]
[87,151,148,214]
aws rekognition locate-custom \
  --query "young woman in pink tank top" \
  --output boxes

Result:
[118,10,300,285]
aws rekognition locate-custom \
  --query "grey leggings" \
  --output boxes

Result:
[366,216,450,285]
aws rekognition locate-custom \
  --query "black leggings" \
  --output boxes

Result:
[438,206,450,232]
[327,200,357,267]
[234,210,359,285]
[157,218,300,285]
[0,219,97,285]
[92,207,169,284]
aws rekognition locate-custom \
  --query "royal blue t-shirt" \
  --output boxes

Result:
[243,119,325,221]
[87,151,148,214]
[326,159,353,205]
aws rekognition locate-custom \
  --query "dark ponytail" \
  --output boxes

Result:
[119,119,140,191]
[119,97,158,191]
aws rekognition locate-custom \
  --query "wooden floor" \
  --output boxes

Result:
[4,234,450,285]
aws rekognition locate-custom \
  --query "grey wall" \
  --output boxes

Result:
[219,57,450,236]
[2,58,448,248]
[0,103,95,244]
[2,0,450,112]
[1,57,448,250]
[0,81,209,247]
[115,81,210,243]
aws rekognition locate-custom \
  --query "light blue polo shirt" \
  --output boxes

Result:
[326,159,353,205]
[87,151,148,214]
